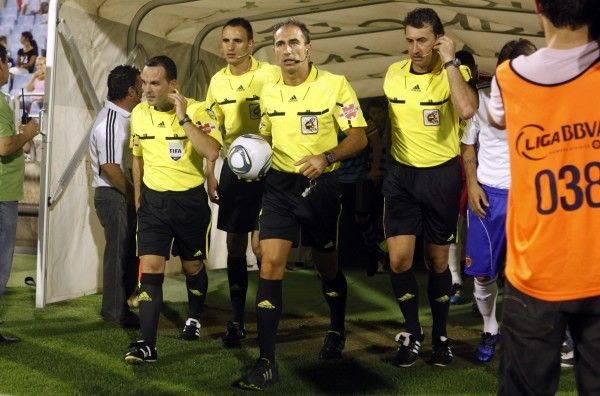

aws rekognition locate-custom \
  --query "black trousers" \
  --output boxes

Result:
[500,281,600,396]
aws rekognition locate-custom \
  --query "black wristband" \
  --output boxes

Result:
[178,115,192,126]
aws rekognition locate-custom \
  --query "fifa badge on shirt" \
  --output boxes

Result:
[168,140,184,161]
[423,109,440,126]
[301,116,318,134]
[249,103,261,120]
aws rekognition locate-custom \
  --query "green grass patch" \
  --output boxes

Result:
[0,254,577,395]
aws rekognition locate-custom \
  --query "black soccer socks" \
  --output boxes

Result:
[138,273,164,348]
[321,270,348,334]
[390,269,421,336]
[186,266,208,321]
[428,268,451,340]
[227,256,249,325]
[256,278,283,362]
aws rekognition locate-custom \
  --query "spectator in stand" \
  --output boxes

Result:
[0,37,14,68]
[24,56,45,113]
[10,32,38,75]
[36,2,49,24]
[19,0,30,15]
[38,2,49,15]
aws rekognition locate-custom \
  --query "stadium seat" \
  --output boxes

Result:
[9,72,32,96]
[32,25,47,41]
[1,7,18,18]
[33,14,47,26]
[17,14,35,28]
[0,12,17,26]
[0,25,12,36]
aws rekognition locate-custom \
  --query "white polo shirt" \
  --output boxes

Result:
[89,101,132,188]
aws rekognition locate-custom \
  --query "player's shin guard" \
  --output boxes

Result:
[256,278,282,362]
[138,273,164,348]
[186,266,208,320]
[428,268,451,340]
[390,269,421,336]
[227,256,248,325]
[321,270,347,334]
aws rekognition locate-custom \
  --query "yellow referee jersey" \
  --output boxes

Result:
[205,56,280,148]
[259,65,367,174]
[131,99,223,192]
[384,58,473,167]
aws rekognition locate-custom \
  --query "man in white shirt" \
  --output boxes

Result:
[461,40,536,364]
[89,65,142,328]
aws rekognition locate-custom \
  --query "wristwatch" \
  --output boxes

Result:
[443,58,461,69]
[178,115,192,126]
[323,151,336,165]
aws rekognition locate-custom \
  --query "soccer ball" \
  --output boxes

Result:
[227,134,273,180]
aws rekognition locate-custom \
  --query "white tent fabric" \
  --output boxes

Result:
[38,0,544,306]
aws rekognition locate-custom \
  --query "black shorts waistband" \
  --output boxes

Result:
[268,169,337,180]
[142,184,206,197]
[392,156,459,170]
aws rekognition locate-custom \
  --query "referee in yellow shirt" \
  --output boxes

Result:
[204,18,280,348]
[236,19,367,391]
[383,8,477,368]
[123,55,222,364]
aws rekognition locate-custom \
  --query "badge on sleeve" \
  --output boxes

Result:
[340,103,358,120]
[197,122,215,134]
[168,141,184,161]
[301,116,318,134]
[423,109,440,126]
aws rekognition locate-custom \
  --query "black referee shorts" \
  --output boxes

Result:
[137,185,211,261]
[216,160,265,233]
[259,170,341,251]
[383,157,461,244]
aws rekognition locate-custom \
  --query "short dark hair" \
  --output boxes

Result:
[0,45,6,63]
[145,55,177,81]
[272,18,311,44]
[405,8,444,36]
[107,65,140,102]
[538,0,599,31]
[497,39,537,66]
[456,50,476,73]
[223,18,253,40]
